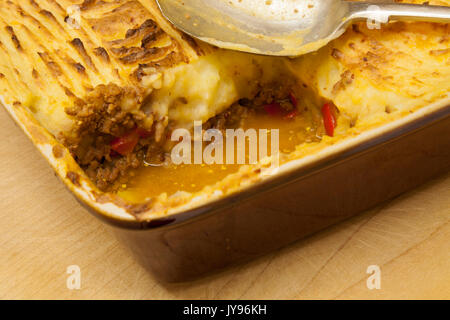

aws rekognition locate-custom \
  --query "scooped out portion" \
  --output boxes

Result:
[63,49,313,191]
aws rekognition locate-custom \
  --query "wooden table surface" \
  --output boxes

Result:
[0,106,449,300]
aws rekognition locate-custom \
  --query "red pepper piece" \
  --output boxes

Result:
[110,128,140,156]
[109,149,121,158]
[321,103,337,137]
[289,92,298,108]
[264,102,284,116]
[136,127,152,139]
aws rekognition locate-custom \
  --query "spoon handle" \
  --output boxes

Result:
[346,1,450,24]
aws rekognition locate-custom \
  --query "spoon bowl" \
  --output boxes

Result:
[156,0,450,56]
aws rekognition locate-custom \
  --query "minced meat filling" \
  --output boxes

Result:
[59,83,154,190]
[61,83,300,191]
[64,84,148,141]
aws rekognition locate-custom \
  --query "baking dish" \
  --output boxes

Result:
[1,0,449,282]
[2,93,449,281]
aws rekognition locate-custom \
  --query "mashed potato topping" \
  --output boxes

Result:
[0,0,449,195]
[289,0,450,125]
[148,51,290,126]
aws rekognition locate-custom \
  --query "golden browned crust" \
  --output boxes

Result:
[0,0,208,126]
[0,0,219,191]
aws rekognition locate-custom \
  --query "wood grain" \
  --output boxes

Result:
[0,106,448,300]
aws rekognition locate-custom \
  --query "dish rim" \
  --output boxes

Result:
[1,94,449,230]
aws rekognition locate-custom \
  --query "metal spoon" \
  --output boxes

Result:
[156,0,450,56]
